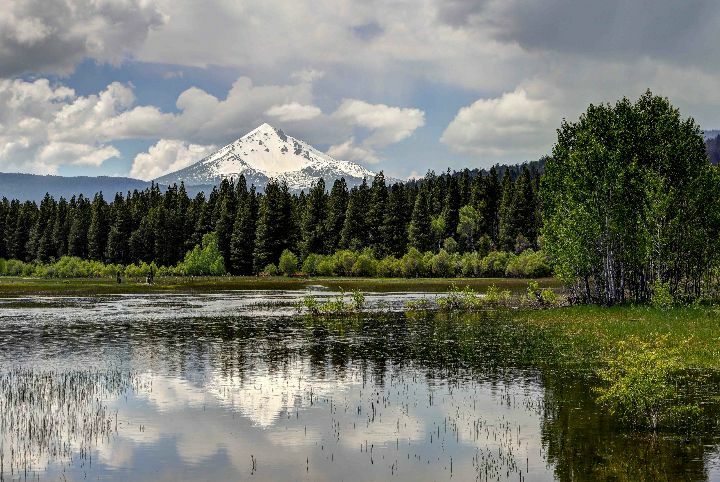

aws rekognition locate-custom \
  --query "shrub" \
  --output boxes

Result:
[431,249,455,277]
[595,335,696,430]
[376,256,400,277]
[481,251,515,277]
[460,252,481,277]
[263,263,279,276]
[485,284,511,305]
[302,253,320,275]
[505,249,551,278]
[650,279,674,310]
[316,257,335,276]
[352,253,377,277]
[333,250,358,276]
[350,290,365,311]
[178,232,226,276]
[278,249,299,276]
[401,248,425,278]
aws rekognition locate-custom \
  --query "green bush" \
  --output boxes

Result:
[263,263,279,276]
[650,279,674,310]
[278,249,299,276]
[401,248,426,277]
[376,256,400,277]
[595,335,697,430]
[431,249,456,277]
[316,257,335,276]
[302,253,320,275]
[505,249,551,278]
[177,232,226,276]
[481,251,515,277]
[352,252,377,277]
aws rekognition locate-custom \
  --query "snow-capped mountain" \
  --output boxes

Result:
[155,123,379,191]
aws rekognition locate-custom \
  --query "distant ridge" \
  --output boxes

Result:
[0,173,151,202]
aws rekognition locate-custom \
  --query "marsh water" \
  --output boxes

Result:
[0,288,718,481]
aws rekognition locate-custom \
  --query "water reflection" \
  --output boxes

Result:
[0,292,717,481]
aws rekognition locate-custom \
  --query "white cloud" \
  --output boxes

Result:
[334,99,425,147]
[291,69,325,83]
[327,138,380,164]
[266,102,322,122]
[0,78,125,174]
[441,88,554,158]
[0,74,427,175]
[130,139,216,180]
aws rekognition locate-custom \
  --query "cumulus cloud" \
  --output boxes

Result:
[334,99,425,147]
[130,139,216,180]
[441,88,554,158]
[327,138,380,164]
[266,102,322,122]
[0,78,124,173]
[0,74,425,175]
[0,0,165,76]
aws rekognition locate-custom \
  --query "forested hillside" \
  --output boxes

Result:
[0,165,543,277]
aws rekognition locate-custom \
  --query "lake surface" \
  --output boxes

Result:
[0,290,718,481]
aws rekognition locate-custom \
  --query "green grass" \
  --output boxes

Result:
[517,305,720,370]
[0,275,559,296]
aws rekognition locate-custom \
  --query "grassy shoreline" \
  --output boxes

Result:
[0,275,560,296]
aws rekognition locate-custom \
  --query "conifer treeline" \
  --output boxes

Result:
[0,165,542,273]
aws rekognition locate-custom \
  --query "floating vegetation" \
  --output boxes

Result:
[298,289,366,316]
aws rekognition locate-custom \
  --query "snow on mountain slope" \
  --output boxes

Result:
[155,123,379,190]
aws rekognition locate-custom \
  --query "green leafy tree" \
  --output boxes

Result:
[541,91,719,304]
[456,204,482,252]
[278,249,299,276]
[178,232,226,276]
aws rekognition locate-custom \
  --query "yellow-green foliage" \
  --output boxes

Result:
[594,335,696,430]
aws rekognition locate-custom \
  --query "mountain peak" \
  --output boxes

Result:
[245,122,285,139]
[155,124,377,191]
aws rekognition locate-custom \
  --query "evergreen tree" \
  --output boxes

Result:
[300,179,328,257]
[0,198,8,259]
[52,198,70,258]
[68,196,90,259]
[382,183,408,257]
[408,189,433,252]
[88,193,109,260]
[510,166,537,244]
[229,186,258,275]
[483,166,502,242]
[442,175,461,239]
[29,193,57,262]
[366,172,388,254]
[325,179,349,253]
[106,193,131,264]
[498,171,515,251]
[215,180,237,265]
[339,179,370,250]
[254,180,293,270]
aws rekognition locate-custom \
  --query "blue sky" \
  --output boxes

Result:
[2,0,719,180]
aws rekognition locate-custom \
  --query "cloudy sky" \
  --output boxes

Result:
[1,0,718,180]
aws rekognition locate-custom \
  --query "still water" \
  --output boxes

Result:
[0,290,718,481]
